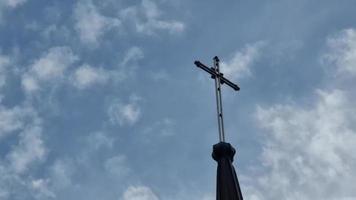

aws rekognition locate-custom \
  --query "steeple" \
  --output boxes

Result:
[194,57,243,200]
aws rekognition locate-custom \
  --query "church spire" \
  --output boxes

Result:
[194,57,243,200]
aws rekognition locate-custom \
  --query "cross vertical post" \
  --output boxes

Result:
[213,56,225,142]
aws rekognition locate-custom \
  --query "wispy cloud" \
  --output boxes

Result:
[86,131,114,150]
[121,46,144,66]
[0,106,27,139]
[73,0,184,47]
[221,41,265,81]
[0,54,10,88]
[104,155,131,177]
[246,29,356,199]
[21,46,78,94]
[2,0,28,8]
[120,0,184,35]
[0,103,49,199]
[49,159,74,189]
[108,95,142,126]
[74,0,121,46]
[72,64,109,89]
[7,123,46,174]
[250,89,356,199]
[323,28,356,76]
[31,178,56,199]
[122,186,159,200]
[143,118,176,138]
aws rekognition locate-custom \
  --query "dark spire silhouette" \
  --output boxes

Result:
[194,56,243,200]
[213,142,243,200]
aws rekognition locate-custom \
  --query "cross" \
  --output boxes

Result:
[194,56,240,142]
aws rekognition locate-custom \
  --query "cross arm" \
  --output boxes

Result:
[220,76,240,91]
[194,61,215,76]
[194,61,240,91]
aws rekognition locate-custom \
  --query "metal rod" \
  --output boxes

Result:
[213,56,225,142]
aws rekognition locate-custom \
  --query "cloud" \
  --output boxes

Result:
[0,100,49,198]
[0,54,10,88]
[31,179,56,199]
[323,28,356,76]
[4,0,27,8]
[74,0,121,45]
[0,106,26,139]
[1,0,28,8]
[22,46,78,94]
[248,89,356,199]
[104,155,131,177]
[20,46,142,93]
[86,131,114,150]
[72,64,109,89]
[143,118,176,137]
[7,124,46,174]
[121,47,144,66]
[220,41,265,81]
[108,95,142,126]
[71,46,144,89]
[49,159,74,189]
[122,186,159,200]
[120,0,184,35]
[73,0,184,46]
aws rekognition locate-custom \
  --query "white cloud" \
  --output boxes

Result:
[31,47,77,80]
[20,46,144,94]
[120,0,184,35]
[0,102,49,198]
[143,118,176,137]
[104,155,130,177]
[74,0,121,45]
[6,0,26,7]
[7,124,46,174]
[109,103,141,126]
[22,46,78,93]
[0,0,28,23]
[249,89,356,199]
[122,186,159,200]
[72,64,109,89]
[73,0,184,45]
[324,28,356,76]
[108,95,141,126]
[148,70,169,81]
[50,159,73,189]
[0,106,25,139]
[0,54,10,88]
[31,178,56,199]
[220,41,265,81]
[111,46,144,82]
[86,131,114,150]
[121,47,144,66]
[2,0,28,8]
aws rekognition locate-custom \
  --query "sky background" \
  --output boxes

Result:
[1,0,356,199]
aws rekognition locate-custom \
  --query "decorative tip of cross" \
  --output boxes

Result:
[194,57,240,142]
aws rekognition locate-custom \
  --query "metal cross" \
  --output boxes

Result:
[194,56,240,142]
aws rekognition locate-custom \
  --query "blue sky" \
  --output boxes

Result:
[1,0,356,199]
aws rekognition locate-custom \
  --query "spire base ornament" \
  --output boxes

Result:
[212,142,243,200]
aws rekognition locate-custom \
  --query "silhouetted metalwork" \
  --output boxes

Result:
[194,56,243,200]
[194,56,240,142]
[213,142,243,200]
